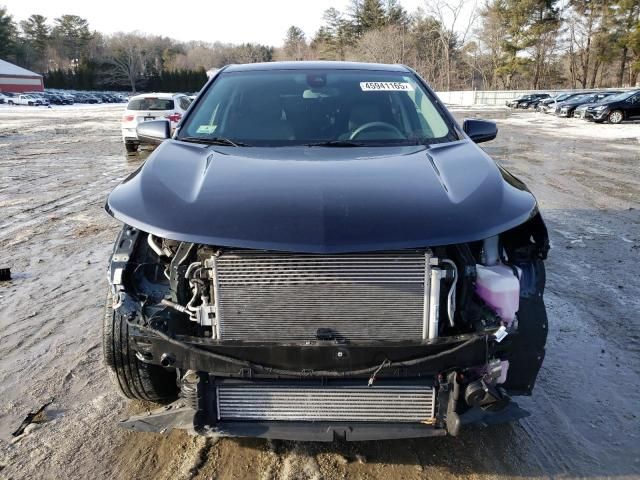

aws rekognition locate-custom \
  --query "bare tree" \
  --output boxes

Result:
[424,0,477,91]
[350,25,407,63]
[104,32,147,93]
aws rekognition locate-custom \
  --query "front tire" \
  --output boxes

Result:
[103,289,178,403]
[608,110,624,124]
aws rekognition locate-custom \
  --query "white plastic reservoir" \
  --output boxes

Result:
[475,264,521,327]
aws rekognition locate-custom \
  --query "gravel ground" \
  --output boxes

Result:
[0,104,639,479]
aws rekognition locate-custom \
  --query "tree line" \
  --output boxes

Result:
[282,0,640,90]
[0,8,272,92]
[1,1,639,92]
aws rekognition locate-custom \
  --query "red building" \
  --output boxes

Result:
[0,59,43,93]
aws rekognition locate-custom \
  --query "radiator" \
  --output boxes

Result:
[216,382,436,422]
[210,249,432,342]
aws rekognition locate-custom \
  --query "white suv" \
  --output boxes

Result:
[121,93,192,152]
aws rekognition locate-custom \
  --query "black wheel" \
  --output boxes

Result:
[125,142,138,153]
[103,289,178,403]
[608,110,624,124]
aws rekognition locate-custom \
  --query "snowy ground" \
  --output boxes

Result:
[0,105,639,479]
[451,105,640,141]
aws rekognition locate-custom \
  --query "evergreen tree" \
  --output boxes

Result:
[318,7,356,59]
[359,0,387,31]
[385,0,410,27]
[348,0,387,34]
[0,6,17,59]
[283,25,306,60]
[483,0,560,88]
[612,0,640,85]
[20,14,50,73]
[52,14,92,66]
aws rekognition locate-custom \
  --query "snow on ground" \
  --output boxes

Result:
[0,105,639,479]
[464,108,640,142]
[0,104,124,134]
[0,104,123,114]
[501,111,640,141]
[447,105,511,111]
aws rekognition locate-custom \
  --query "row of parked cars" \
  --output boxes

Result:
[0,90,129,106]
[506,90,640,124]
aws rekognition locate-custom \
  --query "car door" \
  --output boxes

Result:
[627,93,640,119]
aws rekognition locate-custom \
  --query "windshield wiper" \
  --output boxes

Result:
[304,140,367,147]
[179,136,250,147]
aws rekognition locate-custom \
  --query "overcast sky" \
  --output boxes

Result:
[3,0,438,46]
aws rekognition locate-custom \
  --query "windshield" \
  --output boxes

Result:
[178,69,456,146]
[605,90,637,102]
[128,98,175,111]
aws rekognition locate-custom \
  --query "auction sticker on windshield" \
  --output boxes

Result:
[360,82,414,91]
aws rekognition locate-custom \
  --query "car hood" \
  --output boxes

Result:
[587,100,615,109]
[562,99,589,106]
[579,101,605,109]
[106,140,537,253]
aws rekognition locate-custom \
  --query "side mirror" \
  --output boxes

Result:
[463,119,498,144]
[136,119,170,145]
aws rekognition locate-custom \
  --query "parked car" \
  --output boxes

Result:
[520,94,552,109]
[61,94,74,105]
[536,93,569,111]
[24,92,50,106]
[95,93,115,103]
[539,92,589,114]
[23,92,49,106]
[105,61,550,441]
[0,93,6,104]
[558,92,622,117]
[73,93,100,104]
[121,92,192,152]
[44,93,67,105]
[521,96,548,109]
[7,94,43,106]
[550,93,599,115]
[585,90,640,123]
[506,93,550,108]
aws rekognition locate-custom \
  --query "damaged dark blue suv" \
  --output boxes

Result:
[104,62,549,441]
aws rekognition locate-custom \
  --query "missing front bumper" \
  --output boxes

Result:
[118,374,530,441]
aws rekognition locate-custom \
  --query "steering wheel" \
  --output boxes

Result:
[349,121,405,140]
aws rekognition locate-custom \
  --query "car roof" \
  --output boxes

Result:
[224,61,411,73]
[129,92,183,100]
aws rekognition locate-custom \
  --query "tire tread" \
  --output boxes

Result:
[103,290,177,403]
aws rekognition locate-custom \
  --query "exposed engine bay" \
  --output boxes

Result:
[107,213,549,441]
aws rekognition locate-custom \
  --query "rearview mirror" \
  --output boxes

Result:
[462,119,498,143]
[136,120,170,145]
